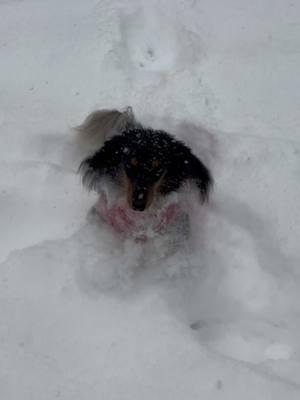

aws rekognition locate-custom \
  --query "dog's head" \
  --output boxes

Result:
[120,130,171,211]
[79,128,213,211]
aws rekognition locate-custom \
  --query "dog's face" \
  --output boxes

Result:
[79,128,212,212]
[123,151,167,211]
[121,131,170,211]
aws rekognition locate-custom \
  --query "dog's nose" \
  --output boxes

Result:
[132,202,146,212]
[132,192,147,212]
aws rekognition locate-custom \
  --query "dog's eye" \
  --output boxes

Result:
[131,157,139,167]
[152,159,161,168]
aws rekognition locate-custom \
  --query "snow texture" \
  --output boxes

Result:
[1,0,300,399]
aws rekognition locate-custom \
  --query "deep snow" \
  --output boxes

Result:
[1,0,300,399]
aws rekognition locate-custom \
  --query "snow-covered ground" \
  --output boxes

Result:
[1,0,300,398]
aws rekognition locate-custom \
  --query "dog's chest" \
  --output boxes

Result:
[96,191,183,240]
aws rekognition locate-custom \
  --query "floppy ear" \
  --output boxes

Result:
[161,140,213,202]
[78,135,125,191]
[186,152,213,202]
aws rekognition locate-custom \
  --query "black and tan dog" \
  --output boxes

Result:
[78,107,213,212]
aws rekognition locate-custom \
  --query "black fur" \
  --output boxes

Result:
[79,127,213,211]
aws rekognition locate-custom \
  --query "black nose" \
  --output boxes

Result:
[132,202,146,212]
[132,190,147,212]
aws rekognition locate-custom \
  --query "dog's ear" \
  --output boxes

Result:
[78,135,125,191]
[186,152,213,202]
[162,140,213,202]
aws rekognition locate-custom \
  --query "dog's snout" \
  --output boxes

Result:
[132,203,146,212]
[132,191,147,211]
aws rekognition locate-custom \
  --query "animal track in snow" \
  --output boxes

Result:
[118,6,202,73]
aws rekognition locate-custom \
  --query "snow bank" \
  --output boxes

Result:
[1,0,300,398]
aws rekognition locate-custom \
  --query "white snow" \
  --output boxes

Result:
[1,0,300,399]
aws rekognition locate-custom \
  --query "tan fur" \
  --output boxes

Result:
[147,172,167,208]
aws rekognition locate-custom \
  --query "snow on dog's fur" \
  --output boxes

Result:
[76,107,213,239]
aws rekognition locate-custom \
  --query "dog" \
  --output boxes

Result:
[77,107,213,238]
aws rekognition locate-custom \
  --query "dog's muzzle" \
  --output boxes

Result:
[132,186,149,211]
